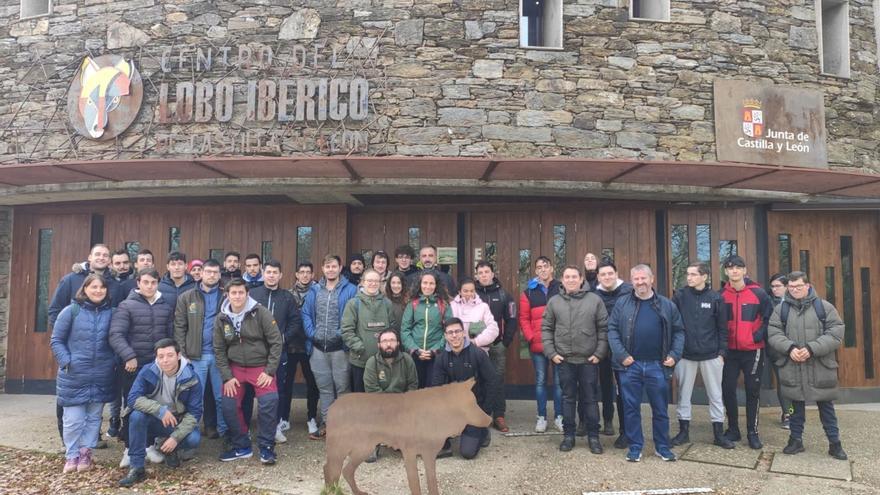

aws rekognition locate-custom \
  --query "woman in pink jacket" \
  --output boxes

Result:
[451,278,499,353]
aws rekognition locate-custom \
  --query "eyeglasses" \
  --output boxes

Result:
[364,279,381,284]
[445,329,464,336]
[788,283,807,290]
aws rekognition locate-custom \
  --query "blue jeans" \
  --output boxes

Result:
[62,403,104,459]
[128,410,200,468]
[618,360,670,452]
[531,352,562,418]
[190,354,227,435]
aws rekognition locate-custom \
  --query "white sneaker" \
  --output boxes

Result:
[275,424,288,443]
[535,416,547,433]
[146,445,165,464]
[119,448,130,468]
[307,418,319,435]
[554,416,564,432]
[279,419,291,432]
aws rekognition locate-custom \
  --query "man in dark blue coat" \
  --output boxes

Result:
[157,251,196,311]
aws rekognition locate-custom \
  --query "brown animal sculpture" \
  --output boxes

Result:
[323,377,492,495]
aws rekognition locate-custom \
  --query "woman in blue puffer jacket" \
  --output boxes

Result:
[50,273,116,474]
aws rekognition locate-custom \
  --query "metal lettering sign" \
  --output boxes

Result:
[713,80,827,169]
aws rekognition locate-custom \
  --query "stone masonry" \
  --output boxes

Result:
[0,0,878,171]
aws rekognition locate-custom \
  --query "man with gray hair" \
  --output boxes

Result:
[608,264,684,462]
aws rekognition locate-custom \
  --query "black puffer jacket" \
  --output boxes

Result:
[109,290,175,365]
[475,278,518,347]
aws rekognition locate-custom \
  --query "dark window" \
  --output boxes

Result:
[408,227,420,251]
[631,0,669,20]
[125,241,141,262]
[90,214,104,247]
[719,239,738,283]
[209,249,224,262]
[297,226,313,264]
[861,267,874,379]
[840,236,856,347]
[517,248,532,360]
[778,234,792,275]
[824,266,836,306]
[696,224,711,284]
[670,224,689,290]
[799,250,810,278]
[553,224,566,276]
[520,0,562,48]
[484,241,497,269]
[34,228,53,333]
[262,241,273,264]
[168,227,181,253]
[601,247,614,262]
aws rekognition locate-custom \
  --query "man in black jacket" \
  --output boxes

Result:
[250,260,302,444]
[109,268,175,466]
[432,317,498,460]
[670,262,734,449]
[474,261,517,433]
[407,245,457,295]
[393,245,419,278]
[287,262,320,436]
[594,260,633,448]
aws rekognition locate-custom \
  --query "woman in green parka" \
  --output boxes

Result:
[401,272,453,388]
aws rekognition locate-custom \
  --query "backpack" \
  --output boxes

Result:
[779,298,826,333]
[67,303,81,320]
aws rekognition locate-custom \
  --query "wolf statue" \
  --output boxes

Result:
[78,57,134,138]
[323,378,492,495]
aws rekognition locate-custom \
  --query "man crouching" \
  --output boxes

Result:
[119,338,203,487]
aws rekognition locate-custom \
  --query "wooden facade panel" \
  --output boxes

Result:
[768,211,880,389]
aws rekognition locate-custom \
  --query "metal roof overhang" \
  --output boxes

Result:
[0,156,878,206]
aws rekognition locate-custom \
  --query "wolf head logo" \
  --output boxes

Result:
[68,55,142,140]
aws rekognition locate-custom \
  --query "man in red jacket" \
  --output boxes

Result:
[719,255,774,450]
[518,256,563,433]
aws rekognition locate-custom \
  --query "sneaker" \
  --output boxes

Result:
[781,414,791,430]
[259,446,276,465]
[493,416,509,433]
[76,448,93,472]
[747,432,763,450]
[279,419,291,432]
[118,467,146,487]
[308,424,326,441]
[275,424,288,444]
[146,445,165,464]
[553,416,564,432]
[625,447,642,462]
[219,447,254,462]
[828,441,848,460]
[119,448,131,468]
[63,458,79,474]
[655,447,677,462]
[535,416,548,433]
[783,437,805,455]
[307,418,319,435]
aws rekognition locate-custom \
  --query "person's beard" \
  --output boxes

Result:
[380,347,400,359]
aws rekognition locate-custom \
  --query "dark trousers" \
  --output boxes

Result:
[128,410,200,469]
[414,356,437,389]
[598,358,616,424]
[619,360,670,451]
[203,376,217,429]
[459,425,488,459]
[278,352,319,422]
[118,366,142,447]
[614,370,626,436]
[771,363,794,417]
[350,365,366,393]
[790,400,840,442]
[559,361,600,438]
[722,349,765,434]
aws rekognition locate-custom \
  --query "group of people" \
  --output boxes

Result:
[47,241,848,486]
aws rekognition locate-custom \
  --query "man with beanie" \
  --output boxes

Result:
[670,262,734,449]
[214,279,283,465]
[342,254,365,286]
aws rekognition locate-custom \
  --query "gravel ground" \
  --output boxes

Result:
[0,394,875,495]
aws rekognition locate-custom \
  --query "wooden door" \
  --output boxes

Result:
[768,211,880,389]
[6,211,91,389]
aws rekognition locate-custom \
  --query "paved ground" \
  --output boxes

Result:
[0,394,876,495]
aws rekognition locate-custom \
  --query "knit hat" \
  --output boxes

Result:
[188,259,204,271]
[349,253,365,265]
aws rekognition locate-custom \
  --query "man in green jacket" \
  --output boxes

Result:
[213,279,283,465]
[362,328,418,462]
[341,269,396,393]
[768,271,847,460]
[542,265,609,454]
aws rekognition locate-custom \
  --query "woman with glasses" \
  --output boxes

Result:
[341,269,396,393]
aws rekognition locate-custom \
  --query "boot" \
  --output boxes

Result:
[118,467,146,487]
[713,422,735,449]
[588,436,604,455]
[559,436,575,452]
[723,425,742,442]
[671,420,690,446]
[747,432,763,450]
[613,434,628,449]
[828,441,848,460]
[602,419,615,436]
[576,421,588,437]
[783,437,804,455]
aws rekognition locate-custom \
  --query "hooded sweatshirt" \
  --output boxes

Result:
[221,296,259,337]
[450,294,499,353]
[213,297,283,380]
[156,355,190,409]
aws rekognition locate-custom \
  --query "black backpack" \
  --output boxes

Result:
[779,298,826,333]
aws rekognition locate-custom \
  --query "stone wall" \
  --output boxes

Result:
[0,0,877,171]
[0,208,10,392]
